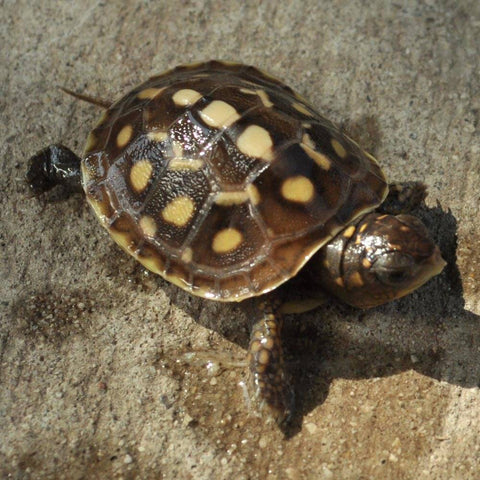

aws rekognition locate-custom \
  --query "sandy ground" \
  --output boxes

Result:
[1,1,479,478]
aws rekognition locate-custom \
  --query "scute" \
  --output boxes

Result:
[81,61,387,302]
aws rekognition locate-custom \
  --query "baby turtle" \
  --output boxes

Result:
[26,61,445,425]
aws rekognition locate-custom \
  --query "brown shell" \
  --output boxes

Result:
[81,61,387,301]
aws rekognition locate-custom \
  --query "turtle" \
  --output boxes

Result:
[26,60,445,425]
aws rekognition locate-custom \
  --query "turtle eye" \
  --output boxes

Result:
[372,252,415,286]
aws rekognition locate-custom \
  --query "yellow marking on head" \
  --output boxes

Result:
[359,223,368,233]
[236,125,274,161]
[137,87,165,100]
[130,160,153,193]
[181,247,193,263]
[343,225,356,238]
[335,277,344,287]
[199,100,241,128]
[247,184,261,205]
[161,196,195,227]
[302,133,315,149]
[212,228,243,253]
[300,143,331,170]
[147,130,168,142]
[348,271,364,287]
[214,191,249,206]
[400,225,411,232]
[239,88,256,95]
[139,215,157,237]
[256,90,273,108]
[302,122,312,129]
[84,132,97,153]
[172,89,202,107]
[362,258,372,269]
[117,125,133,148]
[292,102,313,117]
[281,176,315,203]
[331,139,347,158]
[168,158,204,171]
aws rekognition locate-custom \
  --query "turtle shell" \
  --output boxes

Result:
[81,61,387,301]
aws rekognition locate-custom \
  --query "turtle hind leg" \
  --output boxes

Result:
[247,301,294,425]
[26,145,83,195]
[380,181,427,215]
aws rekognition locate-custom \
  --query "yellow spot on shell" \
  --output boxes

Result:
[172,89,202,106]
[181,247,193,263]
[137,255,163,276]
[300,143,331,170]
[139,216,157,237]
[84,132,97,153]
[215,191,249,206]
[281,176,315,203]
[343,226,356,238]
[147,130,168,142]
[168,158,204,171]
[212,228,243,254]
[362,258,372,269]
[117,125,133,148]
[130,160,153,193]
[172,141,183,158]
[335,277,344,287]
[199,100,241,128]
[109,229,134,253]
[236,125,274,161]
[96,110,109,126]
[359,223,368,233]
[292,102,313,117]
[331,138,347,158]
[247,184,261,206]
[86,195,108,224]
[137,87,165,100]
[162,196,195,227]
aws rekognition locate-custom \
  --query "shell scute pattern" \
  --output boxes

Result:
[82,61,387,301]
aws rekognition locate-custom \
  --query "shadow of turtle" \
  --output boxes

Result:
[161,203,478,437]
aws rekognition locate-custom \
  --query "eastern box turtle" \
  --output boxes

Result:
[26,61,445,425]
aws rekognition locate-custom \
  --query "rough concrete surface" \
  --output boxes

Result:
[1,1,479,479]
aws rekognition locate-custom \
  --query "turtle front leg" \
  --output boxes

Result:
[247,301,294,425]
[26,145,83,195]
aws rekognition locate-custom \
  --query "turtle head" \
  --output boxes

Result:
[315,213,446,309]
